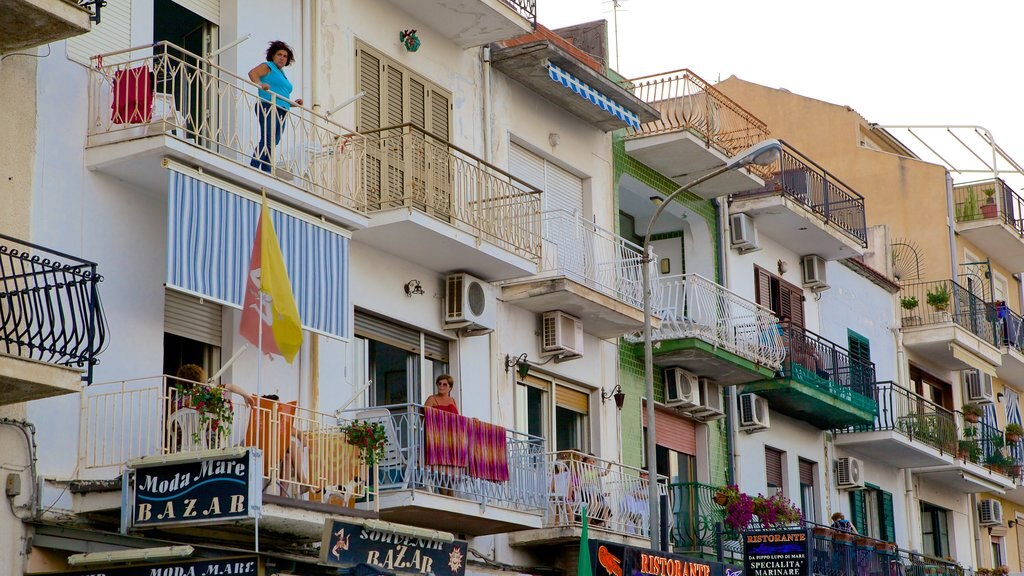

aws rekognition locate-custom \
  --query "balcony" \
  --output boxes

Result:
[730,142,868,260]
[384,0,535,48]
[994,303,1024,382]
[509,451,665,548]
[742,324,876,428]
[624,274,784,385]
[808,527,962,576]
[953,178,1024,270]
[0,233,106,405]
[833,382,956,468]
[623,69,772,198]
[913,412,1016,493]
[500,210,660,338]
[344,124,542,281]
[2,0,93,53]
[337,403,546,536]
[899,280,1002,371]
[85,42,368,231]
[669,482,739,561]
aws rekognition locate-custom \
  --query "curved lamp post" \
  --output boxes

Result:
[642,139,782,550]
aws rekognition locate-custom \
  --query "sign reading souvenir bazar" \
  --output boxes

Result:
[127,449,262,528]
[589,540,741,576]
[743,530,808,576]
[38,556,258,576]
[321,519,469,576]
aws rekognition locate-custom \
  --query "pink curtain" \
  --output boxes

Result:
[468,419,509,483]
[424,407,468,467]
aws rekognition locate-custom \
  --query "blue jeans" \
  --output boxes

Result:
[251,102,286,173]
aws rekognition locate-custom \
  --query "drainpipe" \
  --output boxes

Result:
[946,172,957,280]
[971,492,982,568]
[481,46,492,163]
[903,469,917,551]
[308,0,320,114]
[714,198,736,486]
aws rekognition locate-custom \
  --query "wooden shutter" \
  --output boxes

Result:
[354,311,449,362]
[409,78,426,131]
[755,266,772,309]
[356,48,382,132]
[642,402,697,455]
[879,490,895,542]
[780,281,805,329]
[798,459,814,486]
[850,490,867,535]
[555,384,589,414]
[68,1,131,65]
[428,88,450,140]
[164,289,222,346]
[765,447,783,488]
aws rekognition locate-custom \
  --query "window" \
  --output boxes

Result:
[852,484,895,541]
[164,290,222,379]
[516,375,590,451]
[755,266,804,328]
[765,447,784,495]
[910,365,953,411]
[354,311,449,408]
[847,330,872,395]
[356,43,451,139]
[656,446,695,484]
[799,459,816,523]
[921,502,950,557]
[991,535,1004,567]
[510,143,585,216]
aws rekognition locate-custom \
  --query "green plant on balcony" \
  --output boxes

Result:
[1006,423,1024,443]
[958,188,981,221]
[981,188,999,219]
[962,402,984,423]
[957,439,980,462]
[926,284,951,312]
[172,380,234,443]
[984,448,1013,473]
[341,420,388,466]
[900,295,919,311]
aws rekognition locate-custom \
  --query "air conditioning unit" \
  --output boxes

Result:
[738,393,770,432]
[801,254,829,291]
[963,369,995,404]
[664,368,699,409]
[690,378,725,420]
[541,311,583,358]
[444,273,496,332]
[979,499,1004,526]
[836,456,865,490]
[730,213,760,253]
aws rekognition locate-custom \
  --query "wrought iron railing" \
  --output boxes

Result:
[340,403,547,514]
[344,123,542,261]
[0,233,106,384]
[835,381,957,454]
[79,376,375,505]
[996,302,1024,353]
[897,549,963,576]
[624,274,785,370]
[778,324,876,413]
[956,411,1013,475]
[624,69,771,179]
[87,42,366,213]
[733,142,868,247]
[537,210,658,310]
[899,279,1000,346]
[498,0,537,24]
[546,450,668,538]
[670,482,740,561]
[953,178,1024,236]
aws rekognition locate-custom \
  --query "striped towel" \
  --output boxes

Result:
[424,406,468,467]
[468,419,509,483]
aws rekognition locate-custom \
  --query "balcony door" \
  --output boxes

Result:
[154,0,219,148]
[754,265,804,328]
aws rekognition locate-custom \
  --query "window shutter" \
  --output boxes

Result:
[545,161,584,216]
[879,490,895,542]
[509,143,546,191]
[384,64,405,129]
[642,402,697,455]
[164,289,222,346]
[428,89,450,140]
[782,283,805,329]
[798,459,814,485]
[409,78,426,131]
[765,447,783,488]
[755,266,772,309]
[555,384,589,414]
[356,48,381,132]
[354,311,449,362]
[850,490,867,535]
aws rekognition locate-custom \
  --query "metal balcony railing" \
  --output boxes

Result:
[733,142,868,247]
[80,376,375,505]
[87,42,366,213]
[899,279,1000,346]
[0,233,107,384]
[778,324,876,413]
[953,178,1024,236]
[339,403,547,514]
[344,123,542,261]
[539,210,657,310]
[498,0,537,24]
[624,69,772,179]
[995,302,1024,353]
[545,450,668,538]
[669,482,739,560]
[835,381,957,453]
[624,274,785,370]
[955,411,1013,475]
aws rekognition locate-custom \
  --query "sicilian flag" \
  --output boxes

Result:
[578,504,592,576]
[239,194,303,363]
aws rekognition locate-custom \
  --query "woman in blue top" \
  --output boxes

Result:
[248,40,303,173]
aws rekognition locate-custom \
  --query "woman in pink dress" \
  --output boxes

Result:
[425,374,459,414]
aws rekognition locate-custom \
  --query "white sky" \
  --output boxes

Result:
[535,0,1024,188]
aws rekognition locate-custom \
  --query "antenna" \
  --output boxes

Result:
[605,0,627,71]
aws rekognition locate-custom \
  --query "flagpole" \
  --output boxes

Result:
[208,344,249,382]
[255,295,262,554]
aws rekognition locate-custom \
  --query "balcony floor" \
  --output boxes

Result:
[383,0,532,48]
[624,131,766,199]
[915,462,1015,494]
[998,347,1024,384]
[3,0,91,53]
[742,369,876,429]
[730,194,865,260]
[369,489,542,536]
[0,353,81,406]
[901,322,1002,371]
[653,338,777,386]
[957,218,1024,271]
[834,430,954,469]
[508,525,651,548]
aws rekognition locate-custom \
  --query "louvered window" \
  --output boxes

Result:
[799,459,816,522]
[755,265,804,328]
[356,43,451,138]
[765,446,784,491]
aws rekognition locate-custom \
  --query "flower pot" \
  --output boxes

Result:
[873,541,896,552]
[982,202,998,219]
[855,537,874,548]
[965,413,981,424]
[1007,433,1021,443]
[812,527,834,539]
[713,491,730,506]
[833,532,856,543]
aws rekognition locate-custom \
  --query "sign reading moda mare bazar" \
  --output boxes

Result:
[35,556,258,576]
[589,540,741,576]
[321,519,469,576]
[743,530,808,576]
[126,449,262,529]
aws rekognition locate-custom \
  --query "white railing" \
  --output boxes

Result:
[546,450,668,538]
[540,210,659,310]
[627,273,785,370]
[86,41,366,213]
[79,376,374,506]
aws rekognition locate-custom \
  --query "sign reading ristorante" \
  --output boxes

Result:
[127,449,262,529]
[589,540,741,576]
[743,530,808,576]
[321,519,468,576]
[35,556,258,576]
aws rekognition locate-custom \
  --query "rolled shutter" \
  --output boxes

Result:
[165,289,222,346]
[354,311,449,362]
[765,447,783,488]
[642,402,697,455]
[798,459,814,486]
[850,490,867,535]
[555,384,589,414]
[510,143,546,190]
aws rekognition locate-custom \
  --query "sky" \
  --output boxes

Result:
[535,0,1024,189]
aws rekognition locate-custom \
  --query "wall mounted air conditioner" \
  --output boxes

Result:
[738,393,770,432]
[801,254,829,291]
[445,273,496,332]
[664,368,699,409]
[963,369,995,404]
[979,499,1004,526]
[689,378,725,420]
[836,456,865,490]
[541,311,583,358]
[729,213,760,253]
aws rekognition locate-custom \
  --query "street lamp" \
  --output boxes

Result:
[641,139,782,550]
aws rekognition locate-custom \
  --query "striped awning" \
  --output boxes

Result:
[166,169,350,340]
[546,62,641,130]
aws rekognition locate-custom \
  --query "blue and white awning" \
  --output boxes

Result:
[546,62,641,130]
[167,170,350,340]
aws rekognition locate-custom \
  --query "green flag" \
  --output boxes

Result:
[578,504,592,576]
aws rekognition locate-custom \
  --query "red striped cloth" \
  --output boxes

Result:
[468,419,509,483]
[424,406,468,467]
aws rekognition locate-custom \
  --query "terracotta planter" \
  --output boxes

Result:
[855,537,874,548]
[1006,433,1022,443]
[965,413,981,424]
[981,202,998,219]
[873,541,896,552]
[713,491,729,506]
[833,532,856,543]
[812,527,834,539]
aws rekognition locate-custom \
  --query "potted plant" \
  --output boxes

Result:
[901,295,921,326]
[172,380,234,443]
[962,402,984,423]
[927,284,951,312]
[985,449,1012,474]
[1006,423,1024,443]
[981,188,999,218]
[976,569,992,576]
[341,420,388,466]
[997,565,1011,576]
[724,492,756,532]
[713,485,740,507]
[752,492,803,528]
[959,188,981,221]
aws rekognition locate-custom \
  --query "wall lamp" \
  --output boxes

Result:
[1010,520,1017,528]
[404,279,425,296]
[602,385,626,410]
[505,353,530,379]
[997,392,1005,402]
